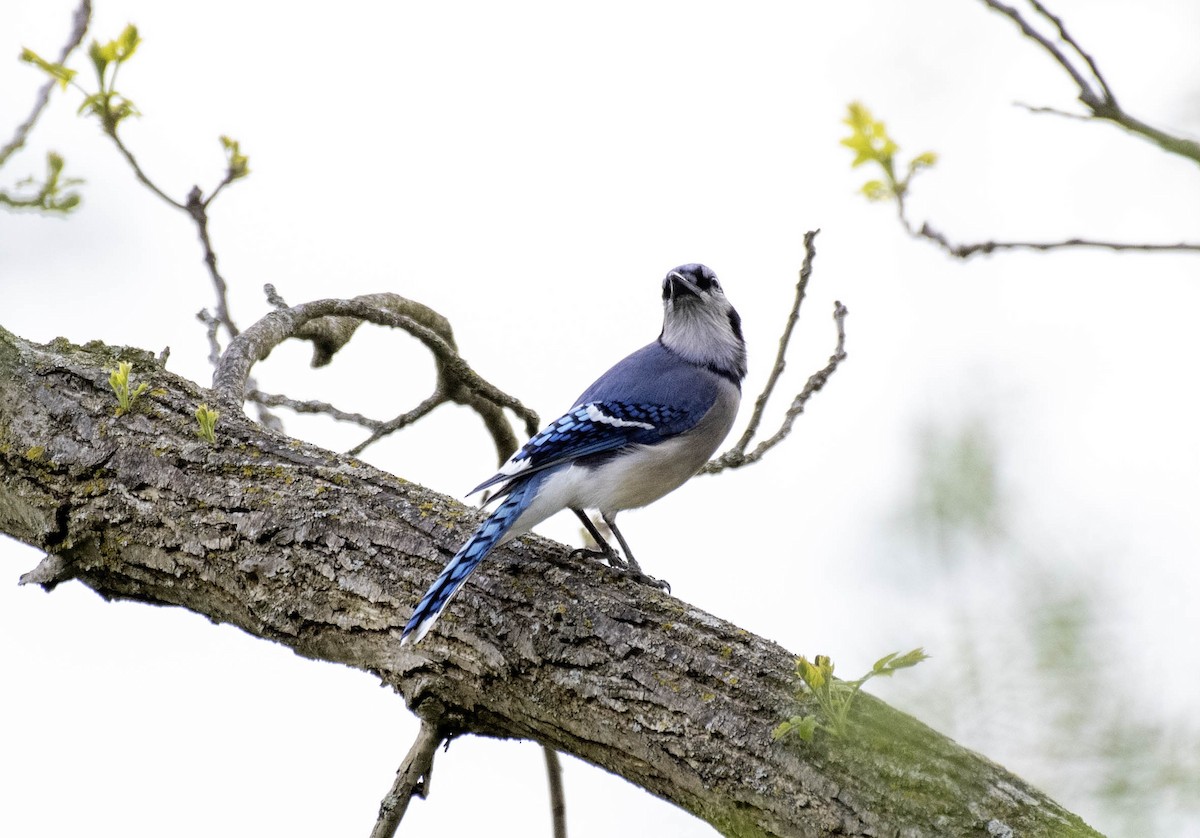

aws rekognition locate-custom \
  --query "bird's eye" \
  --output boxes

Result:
[710,279,721,291]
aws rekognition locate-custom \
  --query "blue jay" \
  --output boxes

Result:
[401,264,746,645]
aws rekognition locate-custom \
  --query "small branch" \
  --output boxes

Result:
[917,222,1200,259]
[705,233,848,474]
[543,747,568,838]
[707,301,848,473]
[347,391,447,457]
[18,552,74,590]
[0,0,92,169]
[184,186,238,340]
[197,309,223,367]
[103,129,187,210]
[212,297,538,452]
[370,720,443,838]
[875,2,1200,260]
[94,123,241,356]
[726,230,819,460]
[246,390,387,430]
[263,283,290,310]
[978,0,1200,166]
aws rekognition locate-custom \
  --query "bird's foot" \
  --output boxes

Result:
[570,545,628,570]
[625,568,671,594]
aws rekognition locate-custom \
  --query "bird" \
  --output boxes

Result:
[400,263,746,645]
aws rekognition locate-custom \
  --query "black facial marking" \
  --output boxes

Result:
[727,309,743,342]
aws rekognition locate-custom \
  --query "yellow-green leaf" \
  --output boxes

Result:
[114,24,141,62]
[19,48,76,90]
[88,40,110,80]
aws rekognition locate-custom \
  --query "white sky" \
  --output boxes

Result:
[2,1,1198,836]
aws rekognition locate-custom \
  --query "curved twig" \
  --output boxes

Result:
[211,297,539,457]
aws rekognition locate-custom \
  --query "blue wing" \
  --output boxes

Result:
[469,401,694,497]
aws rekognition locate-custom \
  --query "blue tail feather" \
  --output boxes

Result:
[400,475,544,645]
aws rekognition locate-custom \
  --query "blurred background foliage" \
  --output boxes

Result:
[889,414,1200,836]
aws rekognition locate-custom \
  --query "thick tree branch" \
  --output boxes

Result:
[0,326,1100,837]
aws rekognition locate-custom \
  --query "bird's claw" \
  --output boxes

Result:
[630,570,671,594]
[569,546,628,570]
[568,547,669,592]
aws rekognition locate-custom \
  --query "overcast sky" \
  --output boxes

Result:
[3,1,1199,836]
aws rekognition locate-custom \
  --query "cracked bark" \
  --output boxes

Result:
[0,325,1101,838]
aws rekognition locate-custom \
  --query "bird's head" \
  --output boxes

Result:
[660,264,746,384]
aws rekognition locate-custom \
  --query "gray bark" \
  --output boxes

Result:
[0,325,1102,838]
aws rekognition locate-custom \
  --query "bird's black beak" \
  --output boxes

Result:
[663,270,701,301]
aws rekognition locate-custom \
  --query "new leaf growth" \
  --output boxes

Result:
[774,648,930,741]
[840,102,937,202]
[108,361,149,417]
[195,404,219,443]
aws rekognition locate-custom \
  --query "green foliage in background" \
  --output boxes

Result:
[894,414,1200,838]
[22,24,142,134]
[13,24,250,214]
[0,151,82,213]
[840,101,936,203]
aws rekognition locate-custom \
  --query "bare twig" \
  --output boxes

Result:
[90,112,241,349]
[726,230,819,459]
[346,392,447,457]
[263,283,289,310]
[183,186,237,338]
[979,0,1200,166]
[245,390,386,430]
[705,232,848,474]
[543,747,568,838]
[918,223,1200,259]
[370,720,443,838]
[197,309,223,367]
[0,0,91,169]
[876,2,1200,259]
[707,300,848,473]
[104,129,187,210]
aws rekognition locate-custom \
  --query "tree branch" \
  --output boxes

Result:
[978,0,1200,167]
[371,719,444,838]
[211,295,539,460]
[859,3,1200,259]
[706,232,848,474]
[543,746,568,838]
[916,223,1200,259]
[0,325,1101,837]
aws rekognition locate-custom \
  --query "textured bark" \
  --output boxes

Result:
[0,326,1101,838]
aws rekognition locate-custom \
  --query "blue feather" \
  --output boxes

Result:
[400,472,548,645]
[470,401,693,497]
